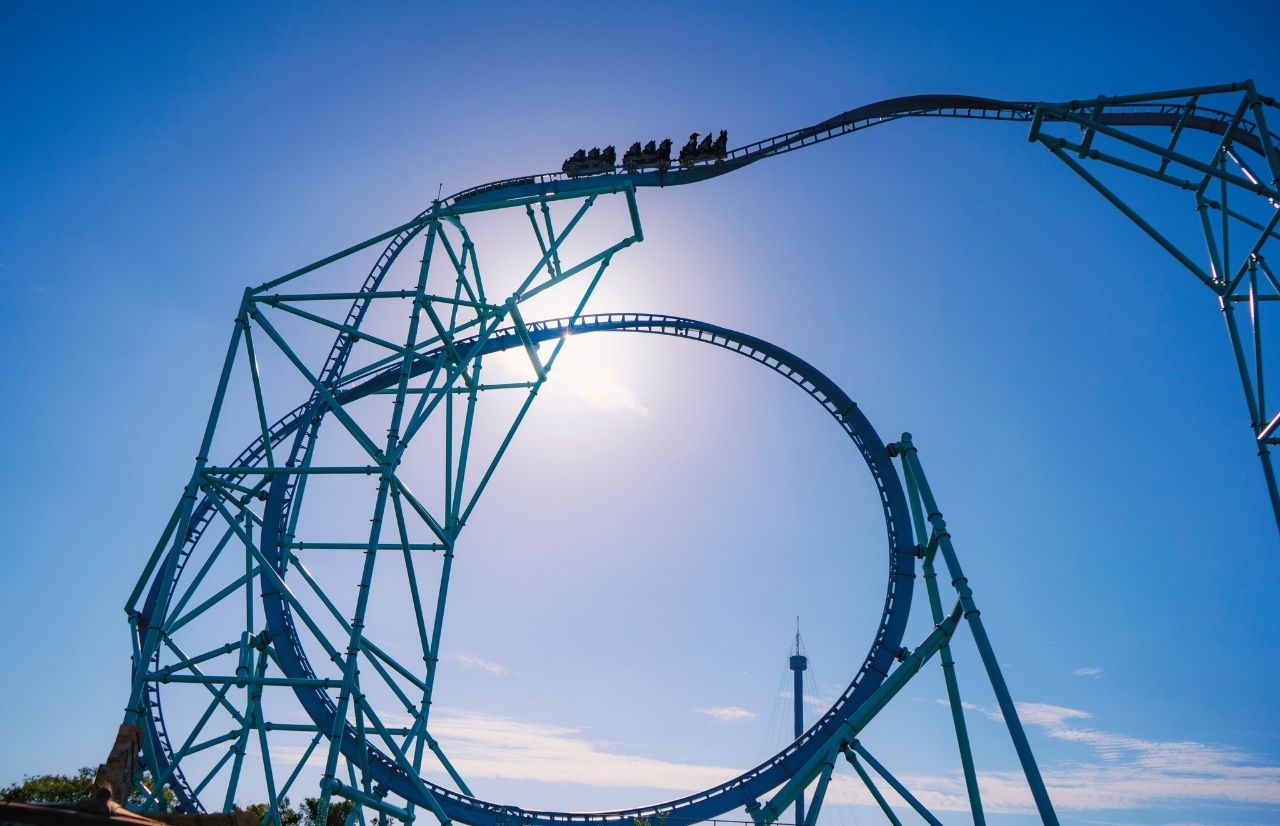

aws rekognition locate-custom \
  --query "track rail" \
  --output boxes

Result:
[445,88,1279,209]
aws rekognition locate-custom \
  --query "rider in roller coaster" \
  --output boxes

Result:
[678,129,728,165]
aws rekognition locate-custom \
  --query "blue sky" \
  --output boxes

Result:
[2,2,1279,824]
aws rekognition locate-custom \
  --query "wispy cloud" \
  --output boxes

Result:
[932,701,1280,811]
[426,708,741,791]
[695,706,756,723]
[453,652,510,676]
[936,698,981,713]
[1073,666,1104,678]
[273,703,1280,816]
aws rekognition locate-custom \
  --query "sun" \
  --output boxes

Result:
[487,335,649,416]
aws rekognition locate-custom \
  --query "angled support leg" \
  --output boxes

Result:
[895,433,1059,825]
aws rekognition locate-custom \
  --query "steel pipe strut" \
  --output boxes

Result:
[897,433,1059,825]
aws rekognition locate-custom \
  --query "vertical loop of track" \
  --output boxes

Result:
[257,314,916,826]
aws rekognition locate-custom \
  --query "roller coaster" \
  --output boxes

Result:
[112,81,1279,826]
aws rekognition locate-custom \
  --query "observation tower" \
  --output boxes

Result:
[789,624,807,826]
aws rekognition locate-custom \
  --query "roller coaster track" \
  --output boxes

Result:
[445,87,1279,208]
[133,81,1280,825]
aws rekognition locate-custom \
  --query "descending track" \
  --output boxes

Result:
[262,87,1279,287]
[445,89,1279,209]
[131,82,1280,826]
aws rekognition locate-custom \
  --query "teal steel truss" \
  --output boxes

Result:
[124,185,644,825]
[1027,82,1280,530]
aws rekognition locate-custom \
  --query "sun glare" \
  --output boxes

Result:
[486,341,649,416]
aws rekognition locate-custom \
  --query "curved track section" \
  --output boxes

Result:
[445,91,1280,208]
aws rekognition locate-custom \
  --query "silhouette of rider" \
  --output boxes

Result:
[713,130,728,156]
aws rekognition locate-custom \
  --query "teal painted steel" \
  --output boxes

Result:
[897,434,1058,825]
[850,743,942,826]
[846,752,902,826]
[903,459,985,825]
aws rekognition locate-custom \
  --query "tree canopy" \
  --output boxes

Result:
[1,768,95,804]
[3,770,358,826]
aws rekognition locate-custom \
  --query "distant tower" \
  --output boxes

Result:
[790,619,808,826]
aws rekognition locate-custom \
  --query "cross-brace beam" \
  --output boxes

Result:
[121,183,643,823]
[747,434,1059,826]
[1030,82,1280,532]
